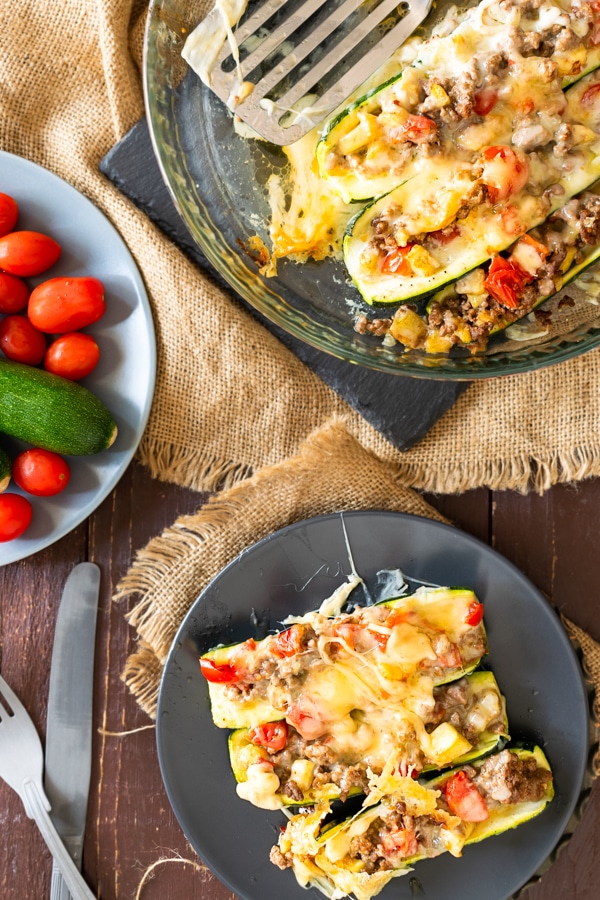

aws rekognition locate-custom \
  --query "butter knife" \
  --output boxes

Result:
[44,562,101,900]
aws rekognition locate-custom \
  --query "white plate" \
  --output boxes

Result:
[0,152,156,564]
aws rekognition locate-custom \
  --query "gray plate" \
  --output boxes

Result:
[0,152,156,565]
[156,511,589,900]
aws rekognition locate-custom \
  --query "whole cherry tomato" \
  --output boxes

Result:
[28,276,105,333]
[12,448,71,497]
[44,333,100,380]
[0,493,33,541]
[0,315,46,365]
[0,193,18,237]
[0,272,30,313]
[0,231,61,276]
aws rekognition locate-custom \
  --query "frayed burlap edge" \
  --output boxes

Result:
[136,434,254,494]
[562,616,600,777]
[136,425,600,497]
[393,448,600,496]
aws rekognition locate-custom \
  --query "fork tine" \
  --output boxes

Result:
[0,674,18,716]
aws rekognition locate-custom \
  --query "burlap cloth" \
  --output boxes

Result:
[2,1,599,748]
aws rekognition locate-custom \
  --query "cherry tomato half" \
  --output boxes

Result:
[0,315,46,365]
[443,770,489,822]
[0,493,33,541]
[199,657,240,683]
[44,332,100,380]
[248,721,288,753]
[28,276,105,333]
[0,193,18,238]
[0,272,30,313]
[464,601,484,626]
[0,231,61,276]
[273,624,304,658]
[484,256,530,309]
[12,448,71,497]
[381,245,413,276]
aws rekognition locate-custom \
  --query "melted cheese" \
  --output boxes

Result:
[236,763,283,809]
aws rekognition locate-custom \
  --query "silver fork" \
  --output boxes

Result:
[0,674,96,900]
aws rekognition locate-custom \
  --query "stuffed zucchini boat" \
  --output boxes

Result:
[317,0,600,203]
[355,184,600,352]
[342,68,600,305]
[271,746,554,900]
[200,586,488,731]
[229,670,509,808]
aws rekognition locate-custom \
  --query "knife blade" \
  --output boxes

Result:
[44,562,101,900]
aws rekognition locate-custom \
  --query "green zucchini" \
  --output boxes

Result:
[229,670,508,808]
[0,359,117,455]
[317,13,600,204]
[343,69,600,306]
[203,586,488,730]
[275,746,553,899]
[0,444,11,492]
[421,227,600,351]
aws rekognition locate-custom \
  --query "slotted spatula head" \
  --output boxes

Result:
[205,0,434,145]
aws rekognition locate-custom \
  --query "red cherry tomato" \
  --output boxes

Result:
[273,624,304,658]
[473,88,498,117]
[484,256,530,309]
[199,656,241,683]
[0,493,33,541]
[0,315,46,365]
[381,245,413,276]
[397,114,437,143]
[0,193,18,237]
[0,272,30,313]
[464,601,484,626]
[248,721,288,753]
[481,145,529,203]
[443,770,489,822]
[0,231,61,276]
[12,448,71,497]
[28,276,105,333]
[44,333,100,380]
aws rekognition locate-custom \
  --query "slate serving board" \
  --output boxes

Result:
[100,119,469,451]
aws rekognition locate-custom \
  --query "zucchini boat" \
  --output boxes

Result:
[200,586,488,730]
[271,746,553,900]
[317,0,600,202]
[343,68,600,305]
[229,671,509,808]
[356,185,600,352]
[0,359,117,455]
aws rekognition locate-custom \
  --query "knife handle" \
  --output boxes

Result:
[51,864,74,900]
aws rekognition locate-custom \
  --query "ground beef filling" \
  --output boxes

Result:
[266,676,505,801]
[355,193,600,349]
[471,749,553,806]
[271,752,551,873]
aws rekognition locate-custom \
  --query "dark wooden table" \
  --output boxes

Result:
[1,459,599,899]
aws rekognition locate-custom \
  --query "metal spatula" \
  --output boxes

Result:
[209,0,434,145]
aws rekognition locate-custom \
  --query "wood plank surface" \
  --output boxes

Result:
[0,461,598,899]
